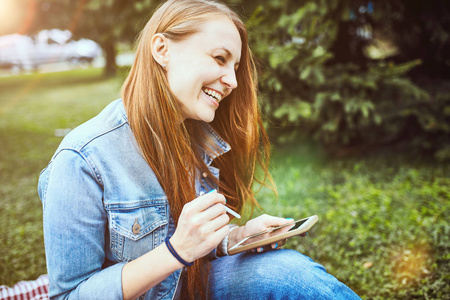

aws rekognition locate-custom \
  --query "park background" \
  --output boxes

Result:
[0,0,449,299]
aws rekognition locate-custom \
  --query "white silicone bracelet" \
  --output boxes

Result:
[218,225,238,256]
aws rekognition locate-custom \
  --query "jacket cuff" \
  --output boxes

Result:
[217,225,239,257]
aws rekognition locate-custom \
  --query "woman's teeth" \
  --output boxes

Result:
[203,88,222,102]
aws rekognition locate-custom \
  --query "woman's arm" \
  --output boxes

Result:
[122,193,230,299]
[40,150,124,299]
[121,243,183,299]
[40,150,229,300]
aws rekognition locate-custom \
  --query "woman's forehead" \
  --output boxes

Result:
[192,16,242,60]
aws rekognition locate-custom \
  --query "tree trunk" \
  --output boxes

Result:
[101,37,117,77]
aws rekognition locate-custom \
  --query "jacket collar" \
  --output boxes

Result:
[199,122,231,166]
[118,99,230,167]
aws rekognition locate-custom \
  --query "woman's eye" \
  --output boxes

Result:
[215,56,226,64]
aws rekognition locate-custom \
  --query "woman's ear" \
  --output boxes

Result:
[151,33,170,70]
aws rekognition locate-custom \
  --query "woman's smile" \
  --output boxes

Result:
[203,87,223,103]
[202,87,223,107]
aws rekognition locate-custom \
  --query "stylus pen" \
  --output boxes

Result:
[207,189,241,219]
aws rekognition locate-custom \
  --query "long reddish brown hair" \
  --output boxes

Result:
[121,0,273,297]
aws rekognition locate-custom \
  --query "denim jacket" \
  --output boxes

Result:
[38,99,230,300]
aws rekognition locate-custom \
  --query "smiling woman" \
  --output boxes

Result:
[37,1,361,300]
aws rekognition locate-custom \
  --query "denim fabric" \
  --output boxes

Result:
[208,249,361,299]
[38,99,229,300]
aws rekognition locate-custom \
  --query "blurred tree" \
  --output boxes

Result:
[33,0,159,76]
[29,0,450,158]
[328,0,375,65]
[371,0,450,78]
[235,0,449,159]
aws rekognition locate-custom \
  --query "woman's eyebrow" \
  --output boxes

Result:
[215,47,240,65]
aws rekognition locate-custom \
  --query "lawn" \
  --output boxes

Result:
[0,68,122,285]
[0,69,448,299]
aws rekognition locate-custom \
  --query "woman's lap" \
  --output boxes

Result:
[208,249,360,300]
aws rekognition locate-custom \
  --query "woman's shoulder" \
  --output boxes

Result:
[53,99,130,157]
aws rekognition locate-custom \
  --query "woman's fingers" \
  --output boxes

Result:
[267,216,295,227]
[180,192,226,222]
[183,204,228,237]
[187,191,226,212]
[256,214,293,227]
[249,239,287,253]
[208,211,230,231]
[271,239,286,249]
[171,192,231,261]
[192,194,229,232]
[213,223,231,243]
[200,191,227,210]
[202,202,227,221]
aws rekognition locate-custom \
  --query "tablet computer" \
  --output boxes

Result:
[228,215,318,255]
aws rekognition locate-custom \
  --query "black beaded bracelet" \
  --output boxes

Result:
[165,237,194,267]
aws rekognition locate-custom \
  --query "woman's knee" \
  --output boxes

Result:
[246,250,326,293]
[209,249,360,300]
[245,249,317,278]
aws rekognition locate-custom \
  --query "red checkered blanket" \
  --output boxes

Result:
[0,275,49,300]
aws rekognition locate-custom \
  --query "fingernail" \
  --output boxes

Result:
[207,189,226,203]
[273,243,278,249]
[286,218,294,220]
[257,247,264,253]
[251,249,256,253]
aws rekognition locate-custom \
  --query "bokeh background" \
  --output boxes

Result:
[1,0,449,299]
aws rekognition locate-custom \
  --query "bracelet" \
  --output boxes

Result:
[165,237,194,267]
[218,225,238,256]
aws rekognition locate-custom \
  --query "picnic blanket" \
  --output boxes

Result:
[0,275,48,300]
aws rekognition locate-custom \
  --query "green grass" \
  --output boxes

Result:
[0,69,448,299]
[255,146,449,299]
[0,68,122,285]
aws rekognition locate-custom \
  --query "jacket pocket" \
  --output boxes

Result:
[106,199,169,262]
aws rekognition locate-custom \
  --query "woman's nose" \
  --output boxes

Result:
[221,68,238,90]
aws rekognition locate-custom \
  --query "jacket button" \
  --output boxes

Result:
[132,218,141,234]
[202,172,208,178]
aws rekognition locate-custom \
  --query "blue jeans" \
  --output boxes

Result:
[208,249,361,299]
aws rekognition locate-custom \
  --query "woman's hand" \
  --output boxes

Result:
[229,214,296,253]
[169,191,230,263]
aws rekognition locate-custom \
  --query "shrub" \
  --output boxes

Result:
[243,0,450,159]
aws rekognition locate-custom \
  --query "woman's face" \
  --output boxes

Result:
[166,16,242,122]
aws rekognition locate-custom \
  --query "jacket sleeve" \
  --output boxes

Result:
[38,149,125,300]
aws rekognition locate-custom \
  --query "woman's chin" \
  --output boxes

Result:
[184,110,216,123]
[201,112,216,123]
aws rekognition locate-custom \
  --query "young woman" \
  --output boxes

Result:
[38,0,361,299]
